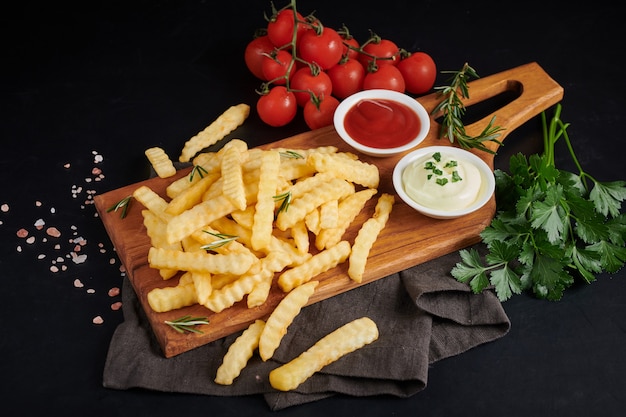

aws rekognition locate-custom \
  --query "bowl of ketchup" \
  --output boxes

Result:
[333,89,430,157]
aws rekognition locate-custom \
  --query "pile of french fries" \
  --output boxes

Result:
[138,104,391,391]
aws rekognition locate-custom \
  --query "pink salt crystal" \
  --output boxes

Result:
[16,228,28,238]
[46,227,61,238]
[108,287,120,297]
[92,316,104,325]
[74,279,84,288]
[111,302,123,311]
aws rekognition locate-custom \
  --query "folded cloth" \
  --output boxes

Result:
[102,243,510,411]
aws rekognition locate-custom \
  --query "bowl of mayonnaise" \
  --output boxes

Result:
[392,146,495,219]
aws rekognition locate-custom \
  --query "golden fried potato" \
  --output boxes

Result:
[179,104,250,163]
[269,317,379,391]
[259,280,318,361]
[348,193,394,283]
[145,146,177,178]
[277,240,351,292]
[214,319,265,385]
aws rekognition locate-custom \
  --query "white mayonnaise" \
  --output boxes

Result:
[401,151,483,211]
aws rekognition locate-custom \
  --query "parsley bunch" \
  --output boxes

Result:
[451,104,626,301]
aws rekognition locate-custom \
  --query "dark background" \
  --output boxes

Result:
[1,0,625,416]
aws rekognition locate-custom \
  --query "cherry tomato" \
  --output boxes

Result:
[326,58,365,99]
[261,49,295,85]
[298,26,344,70]
[289,66,333,107]
[267,9,307,48]
[303,95,340,130]
[363,65,406,92]
[341,35,360,60]
[257,86,297,127]
[244,35,276,80]
[397,52,437,94]
[359,38,400,69]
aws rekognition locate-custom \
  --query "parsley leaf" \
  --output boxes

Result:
[451,103,626,302]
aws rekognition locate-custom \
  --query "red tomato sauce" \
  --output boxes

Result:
[343,98,421,148]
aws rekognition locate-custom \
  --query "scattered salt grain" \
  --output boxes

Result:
[37,254,46,260]
[16,228,28,238]
[109,258,116,265]
[111,302,122,311]
[92,316,104,325]
[35,201,42,207]
[26,236,35,244]
[70,252,87,264]
[46,227,61,238]
[87,288,95,294]
[108,287,120,297]
[74,279,84,288]
[64,163,71,168]
[34,218,45,229]
[1,203,8,212]
[50,265,59,273]
[17,246,22,252]
[50,207,55,214]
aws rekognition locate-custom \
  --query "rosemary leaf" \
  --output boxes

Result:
[431,63,504,154]
[279,150,304,159]
[200,231,238,251]
[274,191,292,215]
[164,315,209,334]
[189,164,208,182]
[106,195,132,219]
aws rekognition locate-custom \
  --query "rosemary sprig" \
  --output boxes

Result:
[106,195,132,219]
[431,63,504,154]
[279,150,304,159]
[200,231,239,251]
[189,164,208,182]
[164,315,209,334]
[274,191,292,215]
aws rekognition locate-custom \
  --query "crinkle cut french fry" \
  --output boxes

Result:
[348,193,394,283]
[318,199,339,229]
[191,271,213,306]
[165,172,220,216]
[290,220,309,254]
[203,265,265,313]
[166,195,235,244]
[179,104,250,163]
[141,209,180,279]
[288,172,335,199]
[221,141,248,211]
[315,188,377,251]
[147,273,198,313]
[145,146,177,178]
[269,317,379,391]
[259,280,318,361]
[251,150,280,251]
[306,152,380,189]
[214,319,265,385]
[277,240,351,292]
[133,185,172,222]
[148,247,256,275]
[276,178,354,231]
[247,251,289,308]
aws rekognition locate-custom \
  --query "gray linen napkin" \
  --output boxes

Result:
[102,243,510,411]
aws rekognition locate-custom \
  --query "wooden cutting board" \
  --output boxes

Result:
[94,62,563,357]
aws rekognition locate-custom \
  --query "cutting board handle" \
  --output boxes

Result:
[418,61,564,155]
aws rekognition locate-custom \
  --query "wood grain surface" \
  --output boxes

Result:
[94,62,563,357]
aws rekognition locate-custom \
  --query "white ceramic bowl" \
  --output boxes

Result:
[392,146,496,219]
[333,89,431,157]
